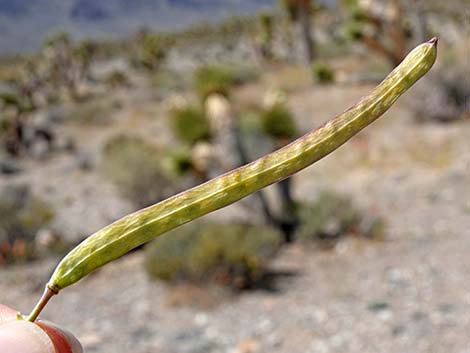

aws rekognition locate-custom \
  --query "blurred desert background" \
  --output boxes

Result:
[1,1,470,352]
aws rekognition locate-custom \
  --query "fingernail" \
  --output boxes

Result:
[37,320,83,353]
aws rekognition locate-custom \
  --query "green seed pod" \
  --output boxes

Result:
[27,38,437,322]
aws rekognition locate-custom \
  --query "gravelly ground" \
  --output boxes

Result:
[1,82,470,353]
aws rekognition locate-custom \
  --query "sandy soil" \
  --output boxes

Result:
[1,78,470,353]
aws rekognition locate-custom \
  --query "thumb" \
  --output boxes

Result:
[0,320,55,353]
[0,304,82,353]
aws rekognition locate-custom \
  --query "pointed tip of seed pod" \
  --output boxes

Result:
[428,37,438,46]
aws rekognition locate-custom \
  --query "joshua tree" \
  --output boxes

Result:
[131,28,166,71]
[280,0,315,64]
[256,11,275,60]
[406,0,429,43]
[41,32,79,101]
[73,40,96,83]
[0,79,38,156]
[259,93,300,242]
[342,0,411,66]
[205,94,278,228]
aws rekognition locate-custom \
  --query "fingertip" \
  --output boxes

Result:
[0,304,82,353]
[0,320,55,353]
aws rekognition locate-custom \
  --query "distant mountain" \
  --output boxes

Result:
[168,0,274,9]
[0,0,30,17]
[167,0,227,9]
[70,0,110,21]
[0,0,274,53]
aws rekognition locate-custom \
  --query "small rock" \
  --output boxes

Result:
[0,156,21,175]
[79,333,103,349]
[194,312,209,327]
[35,228,66,254]
[230,339,260,353]
[391,325,406,337]
[167,329,219,353]
[29,139,51,159]
[54,135,76,152]
[73,153,93,171]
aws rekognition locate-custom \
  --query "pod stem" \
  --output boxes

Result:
[26,285,58,322]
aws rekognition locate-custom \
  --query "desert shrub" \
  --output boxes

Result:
[312,61,335,84]
[342,15,371,41]
[169,106,212,145]
[298,190,384,248]
[162,145,194,177]
[104,70,130,88]
[260,104,298,141]
[0,90,35,114]
[0,184,54,265]
[145,222,281,289]
[193,65,239,101]
[101,135,174,207]
[413,62,470,123]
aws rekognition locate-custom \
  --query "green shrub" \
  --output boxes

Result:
[0,90,35,114]
[260,104,298,141]
[312,61,335,84]
[193,65,238,101]
[145,222,281,289]
[101,135,174,207]
[162,145,194,177]
[0,184,54,265]
[169,106,211,145]
[298,190,385,247]
[104,70,130,88]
